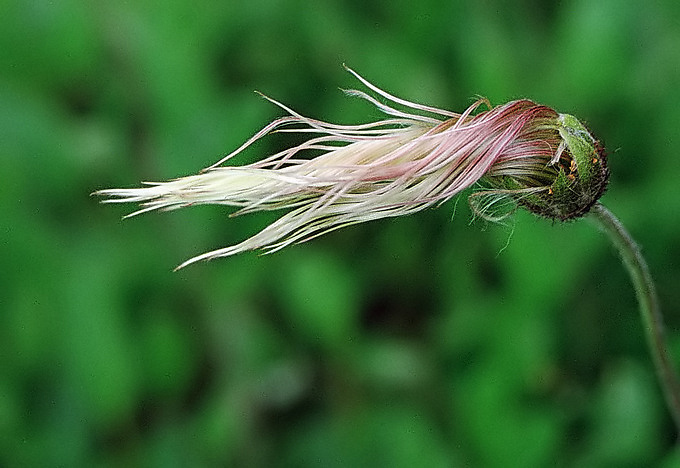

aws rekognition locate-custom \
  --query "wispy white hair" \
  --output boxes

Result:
[96,67,560,269]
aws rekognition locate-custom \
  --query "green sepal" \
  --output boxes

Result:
[556,113,597,183]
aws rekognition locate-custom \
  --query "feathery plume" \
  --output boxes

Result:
[95,66,608,269]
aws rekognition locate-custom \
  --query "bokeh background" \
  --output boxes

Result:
[2,0,680,466]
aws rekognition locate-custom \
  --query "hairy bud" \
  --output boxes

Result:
[474,104,609,221]
[95,68,610,267]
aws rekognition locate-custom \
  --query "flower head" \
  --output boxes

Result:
[95,67,608,269]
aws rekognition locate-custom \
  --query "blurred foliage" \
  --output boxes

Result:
[2,0,680,466]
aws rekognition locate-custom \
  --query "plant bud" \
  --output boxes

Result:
[96,69,610,267]
[475,104,609,221]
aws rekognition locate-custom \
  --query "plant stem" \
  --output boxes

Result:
[589,202,680,435]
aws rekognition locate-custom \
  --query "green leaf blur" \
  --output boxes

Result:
[2,1,680,466]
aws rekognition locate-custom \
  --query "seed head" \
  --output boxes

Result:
[95,67,609,268]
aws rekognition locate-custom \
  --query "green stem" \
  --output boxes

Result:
[589,202,680,435]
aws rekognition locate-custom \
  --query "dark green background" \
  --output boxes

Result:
[2,1,680,466]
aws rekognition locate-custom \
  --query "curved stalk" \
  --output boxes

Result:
[589,202,680,434]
